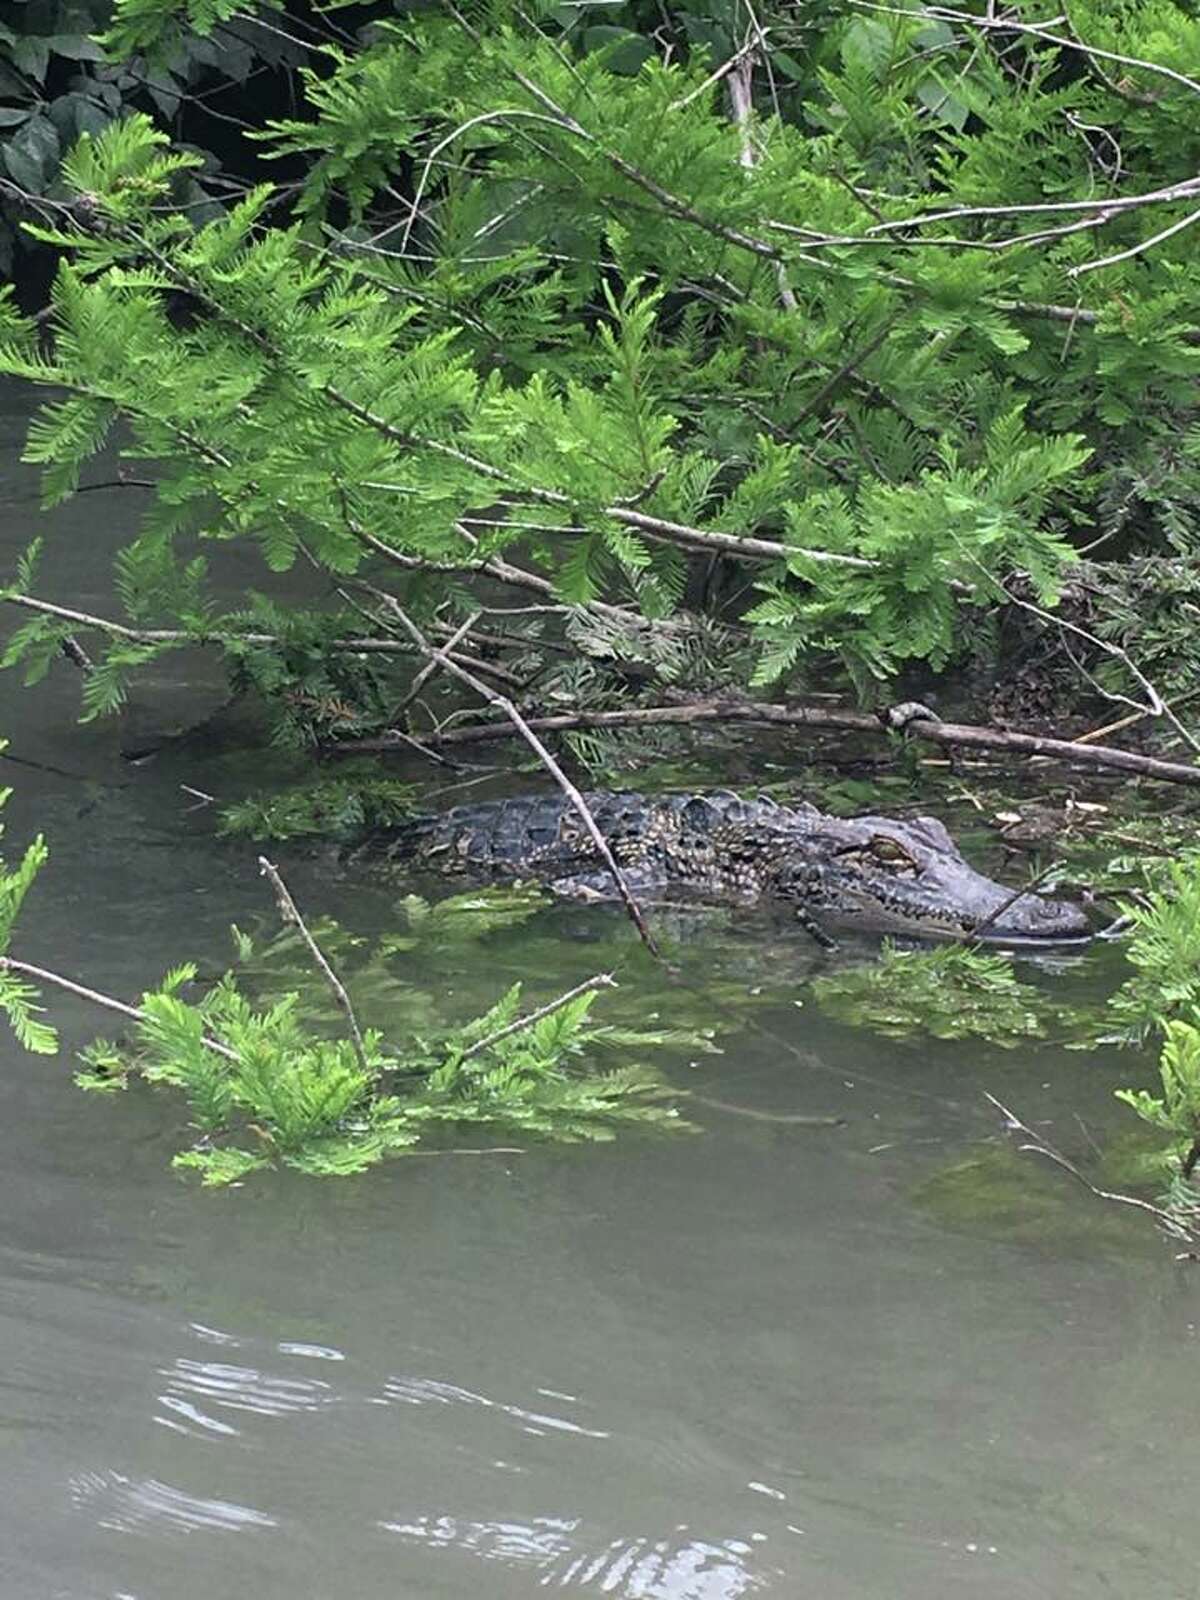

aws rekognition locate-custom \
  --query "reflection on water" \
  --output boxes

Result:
[4,378,1200,1600]
[69,1470,277,1535]
[380,1514,773,1597]
[158,1355,338,1431]
[379,1374,611,1438]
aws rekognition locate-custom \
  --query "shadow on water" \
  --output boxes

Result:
[3,379,1200,1599]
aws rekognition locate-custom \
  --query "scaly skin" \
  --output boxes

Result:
[379,790,1093,946]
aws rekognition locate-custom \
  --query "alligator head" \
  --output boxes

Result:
[767,812,1092,946]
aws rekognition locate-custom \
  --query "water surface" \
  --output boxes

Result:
[2,379,1197,1600]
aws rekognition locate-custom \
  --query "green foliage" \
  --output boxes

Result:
[110,965,415,1181]
[76,938,695,1183]
[223,613,398,748]
[0,963,58,1055]
[1106,856,1200,1042]
[219,775,418,841]
[0,748,691,1186]
[62,876,711,1186]
[811,941,1069,1047]
[747,411,1087,685]
[1108,856,1200,1218]
[396,981,689,1144]
[380,886,551,953]
[6,0,1200,1197]
[6,4,1198,727]
[0,0,297,276]
[0,742,56,1055]
[1116,1020,1200,1151]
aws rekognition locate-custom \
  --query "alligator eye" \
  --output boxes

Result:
[867,835,921,872]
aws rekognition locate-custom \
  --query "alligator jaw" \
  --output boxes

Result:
[971,922,1095,949]
[824,905,1095,948]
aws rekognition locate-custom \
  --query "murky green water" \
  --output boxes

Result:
[3,381,1198,1599]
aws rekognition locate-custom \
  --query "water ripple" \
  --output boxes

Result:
[378,1513,772,1597]
[380,1512,577,1567]
[187,1323,241,1348]
[277,1340,345,1362]
[379,1375,609,1439]
[69,1469,276,1536]
[155,1356,337,1436]
[548,1533,770,1597]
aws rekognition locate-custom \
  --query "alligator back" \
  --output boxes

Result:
[382,789,819,876]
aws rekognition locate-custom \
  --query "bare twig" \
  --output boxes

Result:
[991,578,1200,755]
[370,598,661,956]
[791,318,897,427]
[257,857,370,1073]
[461,973,617,1059]
[985,1092,1199,1244]
[1073,686,1200,746]
[398,108,577,259]
[4,593,196,644]
[728,51,759,172]
[2,592,521,689]
[1071,203,1200,276]
[670,36,763,111]
[390,610,481,721]
[862,176,1200,236]
[59,635,93,671]
[180,784,216,813]
[0,592,409,655]
[958,862,1061,945]
[726,44,798,311]
[0,954,238,1061]
[851,2,1200,100]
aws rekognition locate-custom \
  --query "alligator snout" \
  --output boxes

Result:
[969,889,1093,946]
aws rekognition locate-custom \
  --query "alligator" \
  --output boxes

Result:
[376,790,1093,946]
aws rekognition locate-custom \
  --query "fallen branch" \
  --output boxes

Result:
[331,698,1200,787]
[915,715,1200,786]
[461,972,617,1059]
[257,856,370,1073]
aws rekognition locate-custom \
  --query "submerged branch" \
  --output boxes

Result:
[985,1092,1200,1246]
